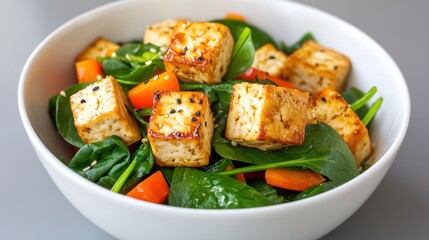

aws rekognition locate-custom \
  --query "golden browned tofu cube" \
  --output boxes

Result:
[70,76,141,146]
[147,91,214,167]
[284,40,351,92]
[307,88,373,166]
[76,37,120,61]
[143,19,179,47]
[252,43,288,78]
[225,82,309,151]
[163,20,234,84]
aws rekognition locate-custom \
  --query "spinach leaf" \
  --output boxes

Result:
[280,32,316,55]
[214,120,359,184]
[169,168,271,209]
[48,82,93,148]
[212,19,276,49]
[110,141,154,193]
[68,136,130,182]
[201,158,232,173]
[294,182,337,200]
[247,179,294,204]
[100,43,164,86]
[225,27,255,79]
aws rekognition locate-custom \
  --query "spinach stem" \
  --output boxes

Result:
[111,160,136,193]
[137,108,152,117]
[219,158,325,176]
[350,86,377,111]
[362,97,383,126]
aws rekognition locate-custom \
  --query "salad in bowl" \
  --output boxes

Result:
[48,14,381,209]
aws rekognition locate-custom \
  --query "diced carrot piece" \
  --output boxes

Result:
[75,60,104,83]
[265,168,325,191]
[126,170,170,204]
[225,12,246,22]
[127,71,180,109]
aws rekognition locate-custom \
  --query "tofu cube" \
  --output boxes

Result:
[284,40,351,92]
[307,88,373,166]
[76,37,120,61]
[143,19,179,47]
[147,91,214,167]
[163,20,234,84]
[252,43,288,78]
[70,76,141,146]
[225,82,309,151]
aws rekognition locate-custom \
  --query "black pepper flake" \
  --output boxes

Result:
[154,92,160,100]
[80,99,86,103]
[183,46,188,54]
[191,117,197,122]
[204,121,207,127]
[174,132,182,137]
[315,62,319,67]
[170,109,176,114]
[321,97,327,102]
[197,56,204,62]
[178,109,183,113]
[92,86,100,91]
[334,65,338,70]
[199,99,203,104]
[177,98,182,104]
[268,55,276,60]
[195,111,200,116]
[189,98,195,103]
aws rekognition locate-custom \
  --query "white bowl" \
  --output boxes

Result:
[18,0,410,239]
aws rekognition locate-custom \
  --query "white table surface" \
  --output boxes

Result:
[2,0,428,239]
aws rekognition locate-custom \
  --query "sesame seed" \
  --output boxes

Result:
[149,48,157,53]
[189,98,195,103]
[165,75,170,80]
[197,56,204,62]
[83,166,91,172]
[60,91,66,97]
[177,98,182,104]
[231,141,238,147]
[183,46,188,54]
[321,97,327,102]
[160,46,167,52]
[111,52,117,57]
[96,74,103,80]
[170,109,176,114]
[145,60,152,65]
[178,109,183,113]
[80,99,86,103]
[334,65,338,70]
[191,117,197,122]
[195,111,200,116]
[154,92,160,100]
[204,121,207,127]
[141,138,148,143]
[154,75,159,80]
[199,99,203,105]
[268,55,276,60]
[90,160,97,167]
[92,86,100,91]
[315,62,319,67]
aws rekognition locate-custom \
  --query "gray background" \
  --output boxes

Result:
[1,0,427,239]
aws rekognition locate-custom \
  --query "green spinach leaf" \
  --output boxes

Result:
[68,136,130,182]
[110,141,154,193]
[169,168,271,209]
[225,27,255,79]
[212,19,276,49]
[247,179,294,204]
